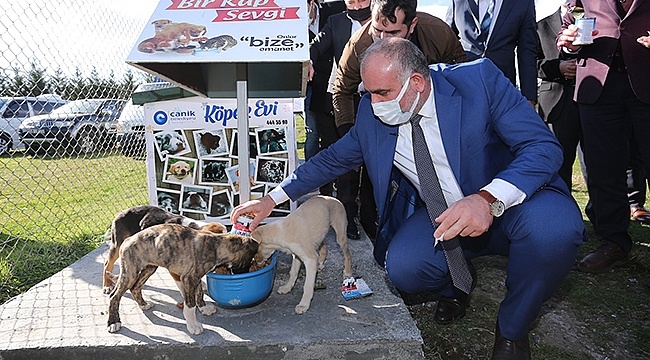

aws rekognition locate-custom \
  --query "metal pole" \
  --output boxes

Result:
[236,63,250,203]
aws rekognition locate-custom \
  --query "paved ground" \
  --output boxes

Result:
[0,221,424,360]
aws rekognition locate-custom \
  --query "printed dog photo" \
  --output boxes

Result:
[154,130,191,160]
[163,156,197,185]
[199,158,230,185]
[193,129,228,158]
[156,189,181,214]
[229,130,258,159]
[256,127,287,155]
[180,185,212,214]
[209,189,232,218]
[225,160,257,195]
[256,157,287,185]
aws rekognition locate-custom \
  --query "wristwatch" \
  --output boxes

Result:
[477,190,505,217]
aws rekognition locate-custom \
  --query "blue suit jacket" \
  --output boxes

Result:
[447,0,538,102]
[281,59,565,264]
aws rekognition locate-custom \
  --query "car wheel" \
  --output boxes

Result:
[75,129,99,155]
[0,135,10,155]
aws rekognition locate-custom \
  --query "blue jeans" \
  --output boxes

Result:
[304,86,319,161]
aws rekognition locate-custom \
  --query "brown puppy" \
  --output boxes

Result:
[103,205,227,294]
[250,195,352,314]
[107,224,258,335]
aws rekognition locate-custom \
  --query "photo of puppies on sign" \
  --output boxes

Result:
[180,185,212,214]
[163,156,197,185]
[154,130,190,160]
[256,128,287,155]
[193,129,228,158]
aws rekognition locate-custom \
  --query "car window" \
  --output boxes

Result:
[33,101,54,115]
[3,100,31,118]
[52,99,102,115]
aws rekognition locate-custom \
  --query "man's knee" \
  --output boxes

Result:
[385,250,448,294]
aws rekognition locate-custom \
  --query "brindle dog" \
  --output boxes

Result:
[107,224,258,335]
[103,205,224,294]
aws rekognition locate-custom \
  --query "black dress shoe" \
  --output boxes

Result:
[491,324,530,360]
[577,240,628,273]
[434,261,476,324]
[346,219,360,240]
[434,295,469,324]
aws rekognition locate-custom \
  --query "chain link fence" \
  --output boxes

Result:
[0,0,159,303]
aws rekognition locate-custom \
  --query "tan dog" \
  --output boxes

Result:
[166,160,193,183]
[250,195,352,314]
[107,224,258,335]
[103,205,226,295]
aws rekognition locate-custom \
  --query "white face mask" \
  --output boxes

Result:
[371,76,420,126]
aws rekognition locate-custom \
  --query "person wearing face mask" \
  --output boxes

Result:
[308,0,373,240]
[328,0,467,240]
[304,0,346,163]
[232,38,585,360]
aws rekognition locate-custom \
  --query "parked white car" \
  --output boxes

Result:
[0,94,67,154]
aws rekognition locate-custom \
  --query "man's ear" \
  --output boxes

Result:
[411,72,426,93]
[408,16,418,36]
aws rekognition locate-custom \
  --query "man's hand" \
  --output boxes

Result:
[230,195,276,231]
[433,194,494,241]
[560,59,577,79]
[637,33,650,49]
[308,62,315,81]
[557,25,599,52]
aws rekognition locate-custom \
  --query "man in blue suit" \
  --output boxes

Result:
[232,38,584,360]
[446,0,538,106]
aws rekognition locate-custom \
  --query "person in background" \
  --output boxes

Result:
[331,0,467,239]
[557,0,650,274]
[304,0,346,165]
[536,0,581,189]
[308,0,373,237]
[232,38,585,360]
[446,0,538,107]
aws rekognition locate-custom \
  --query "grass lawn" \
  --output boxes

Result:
[0,154,148,303]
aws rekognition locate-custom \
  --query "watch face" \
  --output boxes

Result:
[491,201,505,217]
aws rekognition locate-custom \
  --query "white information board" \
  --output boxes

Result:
[144,96,296,223]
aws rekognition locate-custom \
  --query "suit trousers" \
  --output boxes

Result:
[548,90,582,189]
[579,70,650,252]
[384,187,584,341]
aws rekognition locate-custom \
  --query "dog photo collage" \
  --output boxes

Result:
[152,127,291,221]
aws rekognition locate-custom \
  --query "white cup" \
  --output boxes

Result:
[573,17,596,45]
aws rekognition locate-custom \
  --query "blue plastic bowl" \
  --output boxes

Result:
[206,251,277,308]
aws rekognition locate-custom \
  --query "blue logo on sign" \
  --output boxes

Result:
[153,111,168,125]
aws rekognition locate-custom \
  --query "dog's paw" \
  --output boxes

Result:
[102,285,114,295]
[294,304,309,315]
[139,301,154,310]
[277,284,293,294]
[186,321,204,335]
[199,303,217,316]
[107,322,122,333]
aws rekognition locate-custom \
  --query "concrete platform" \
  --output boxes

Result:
[0,224,424,359]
